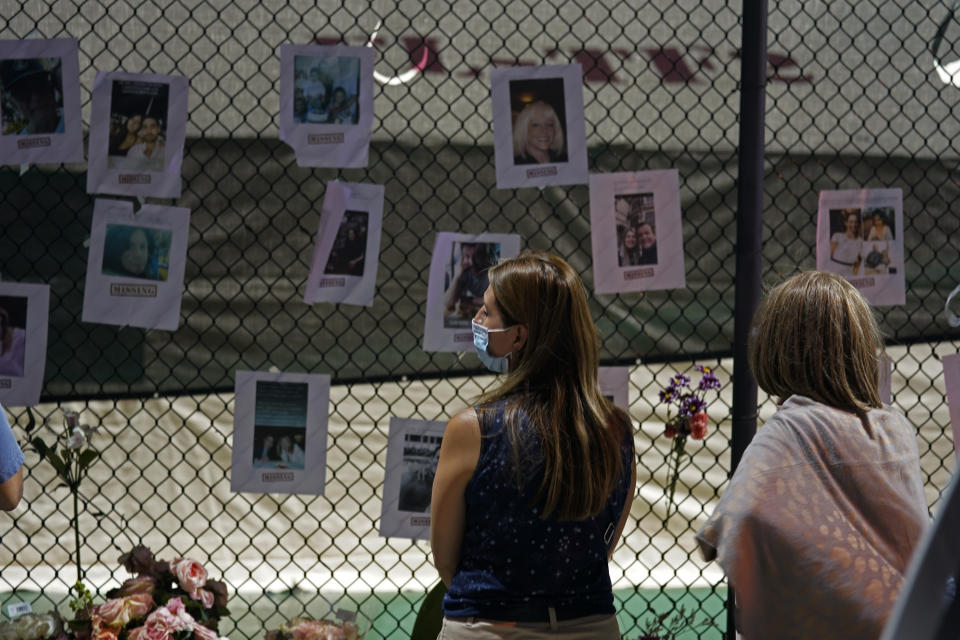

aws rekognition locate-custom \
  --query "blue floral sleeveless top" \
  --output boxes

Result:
[441,399,633,620]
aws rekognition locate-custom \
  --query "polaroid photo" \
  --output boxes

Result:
[81,199,190,331]
[304,181,384,307]
[491,64,588,189]
[590,170,686,294]
[598,366,630,411]
[0,38,82,165]
[279,44,374,168]
[0,282,49,407]
[423,231,522,352]
[86,71,189,198]
[231,370,331,495]
[816,188,905,306]
[942,353,960,460]
[379,417,446,540]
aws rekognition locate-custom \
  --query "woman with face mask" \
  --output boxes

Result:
[430,250,636,639]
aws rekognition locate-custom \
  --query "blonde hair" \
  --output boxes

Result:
[512,101,565,157]
[749,271,883,415]
[477,250,629,520]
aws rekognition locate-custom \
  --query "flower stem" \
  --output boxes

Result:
[73,483,82,589]
[664,434,686,524]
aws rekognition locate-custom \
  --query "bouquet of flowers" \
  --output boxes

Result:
[658,365,722,522]
[629,605,709,640]
[71,546,229,640]
[0,613,66,640]
[264,617,361,640]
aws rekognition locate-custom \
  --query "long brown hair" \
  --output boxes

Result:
[749,271,883,415]
[477,250,629,520]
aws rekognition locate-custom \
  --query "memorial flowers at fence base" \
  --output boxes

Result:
[627,605,709,640]
[658,365,722,522]
[264,617,361,640]
[69,546,229,640]
[0,613,67,640]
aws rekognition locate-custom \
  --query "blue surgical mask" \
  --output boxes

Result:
[471,320,515,374]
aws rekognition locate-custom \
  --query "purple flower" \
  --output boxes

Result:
[680,395,706,418]
[658,388,675,403]
[698,373,721,391]
[670,374,691,388]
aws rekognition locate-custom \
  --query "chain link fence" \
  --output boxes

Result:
[1,1,959,638]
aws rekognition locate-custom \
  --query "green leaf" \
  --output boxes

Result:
[78,449,99,470]
[31,437,48,458]
[47,449,68,477]
[24,407,36,433]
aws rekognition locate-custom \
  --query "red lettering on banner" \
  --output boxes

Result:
[570,48,621,83]
[642,47,701,84]
[401,37,446,73]
[765,52,813,84]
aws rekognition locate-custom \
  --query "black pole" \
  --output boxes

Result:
[728,1,768,639]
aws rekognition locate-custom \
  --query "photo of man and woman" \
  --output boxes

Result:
[0,296,27,378]
[508,77,568,165]
[0,57,64,135]
[827,206,897,277]
[323,210,368,276]
[614,192,658,267]
[251,380,308,471]
[106,80,169,172]
[101,224,172,281]
[442,241,499,329]
[293,55,360,125]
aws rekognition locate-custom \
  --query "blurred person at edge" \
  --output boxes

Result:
[0,405,24,510]
[697,271,928,640]
[431,250,636,639]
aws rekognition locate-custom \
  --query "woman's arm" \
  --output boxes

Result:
[0,466,23,511]
[608,447,636,559]
[430,408,481,587]
[0,409,24,511]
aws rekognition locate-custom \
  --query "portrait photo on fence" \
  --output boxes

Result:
[0,38,82,164]
[304,181,384,307]
[81,199,190,331]
[86,70,189,198]
[491,64,588,189]
[0,282,49,408]
[816,188,905,306]
[379,417,446,540]
[279,44,374,168]
[423,231,522,352]
[590,169,686,294]
[231,370,330,495]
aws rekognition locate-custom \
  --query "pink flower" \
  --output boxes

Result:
[97,594,154,629]
[192,624,219,640]
[117,576,157,597]
[165,598,186,616]
[193,589,214,609]
[690,413,709,440]
[170,558,208,593]
[93,629,119,640]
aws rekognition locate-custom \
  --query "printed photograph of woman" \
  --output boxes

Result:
[101,224,171,281]
[106,80,169,172]
[0,57,64,135]
[863,207,895,275]
[828,208,863,277]
[512,100,567,165]
[0,297,27,378]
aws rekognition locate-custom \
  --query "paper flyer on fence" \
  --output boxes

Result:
[599,366,629,410]
[86,71,189,198]
[491,64,588,189]
[590,170,686,294]
[0,38,82,165]
[380,417,445,540]
[0,282,49,407]
[81,199,190,331]
[304,181,384,307]
[942,353,960,459]
[816,188,905,306]
[231,370,331,495]
[279,44,374,168]
[423,231,522,352]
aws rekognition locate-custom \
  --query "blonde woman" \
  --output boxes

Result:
[431,250,635,639]
[512,101,567,165]
[697,271,928,639]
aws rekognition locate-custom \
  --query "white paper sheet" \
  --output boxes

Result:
[230,370,331,495]
[85,71,189,198]
[0,282,49,407]
[379,417,446,540]
[816,188,906,306]
[590,169,686,293]
[279,44,374,168]
[304,181,384,307]
[491,64,588,189]
[598,366,630,411]
[423,231,522,352]
[81,199,190,331]
[0,39,82,165]
[942,353,960,460]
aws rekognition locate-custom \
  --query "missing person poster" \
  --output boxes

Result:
[0,38,82,165]
[599,366,630,411]
[816,188,905,306]
[81,199,190,331]
[304,181,384,307]
[491,64,588,189]
[590,170,686,294]
[279,44,374,168]
[0,281,49,407]
[423,231,522,352]
[231,370,331,495]
[86,71,189,198]
[379,417,445,540]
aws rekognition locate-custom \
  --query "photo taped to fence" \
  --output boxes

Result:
[380,417,446,540]
[0,281,49,408]
[106,79,169,173]
[252,380,308,471]
[0,38,82,165]
[0,295,27,378]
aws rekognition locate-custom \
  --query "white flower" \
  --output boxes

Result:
[67,427,86,449]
